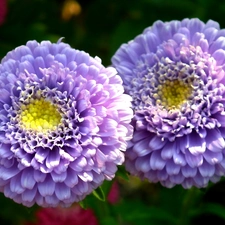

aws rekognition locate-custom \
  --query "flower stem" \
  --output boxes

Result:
[177,187,202,225]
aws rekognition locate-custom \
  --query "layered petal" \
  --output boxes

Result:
[0,39,133,207]
[112,18,225,188]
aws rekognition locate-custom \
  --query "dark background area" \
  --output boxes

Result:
[2,0,225,65]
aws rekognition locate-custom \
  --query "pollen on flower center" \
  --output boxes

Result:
[20,98,61,133]
[156,79,192,109]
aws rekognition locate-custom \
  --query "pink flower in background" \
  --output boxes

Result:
[25,205,99,225]
[0,0,7,25]
[107,181,120,204]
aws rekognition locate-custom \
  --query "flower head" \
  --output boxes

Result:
[24,205,99,225]
[112,18,225,188]
[0,40,133,207]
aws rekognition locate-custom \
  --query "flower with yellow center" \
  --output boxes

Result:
[0,39,133,208]
[20,98,61,133]
[112,18,225,189]
[157,79,193,110]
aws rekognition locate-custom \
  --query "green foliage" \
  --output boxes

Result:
[92,186,106,202]
[116,165,130,181]
[0,193,38,225]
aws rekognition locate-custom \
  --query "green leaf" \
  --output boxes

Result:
[79,200,87,209]
[116,165,130,181]
[191,203,225,221]
[124,206,177,224]
[100,217,118,225]
[92,186,106,202]
[114,199,177,225]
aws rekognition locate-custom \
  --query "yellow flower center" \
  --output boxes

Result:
[20,98,61,133]
[157,79,192,109]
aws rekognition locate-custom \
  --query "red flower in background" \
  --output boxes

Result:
[107,181,120,204]
[25,205,99,225]
[0,0,7,25]
[24,181,120,225]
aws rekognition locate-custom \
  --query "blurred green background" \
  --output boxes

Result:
[1,0,225,224]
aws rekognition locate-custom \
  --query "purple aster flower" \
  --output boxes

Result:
[112,18,225,189]
[0,39,133,207]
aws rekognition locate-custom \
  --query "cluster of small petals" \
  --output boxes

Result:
[24,205,99,225]
[0,40,133,207]
[112,18,225,188]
